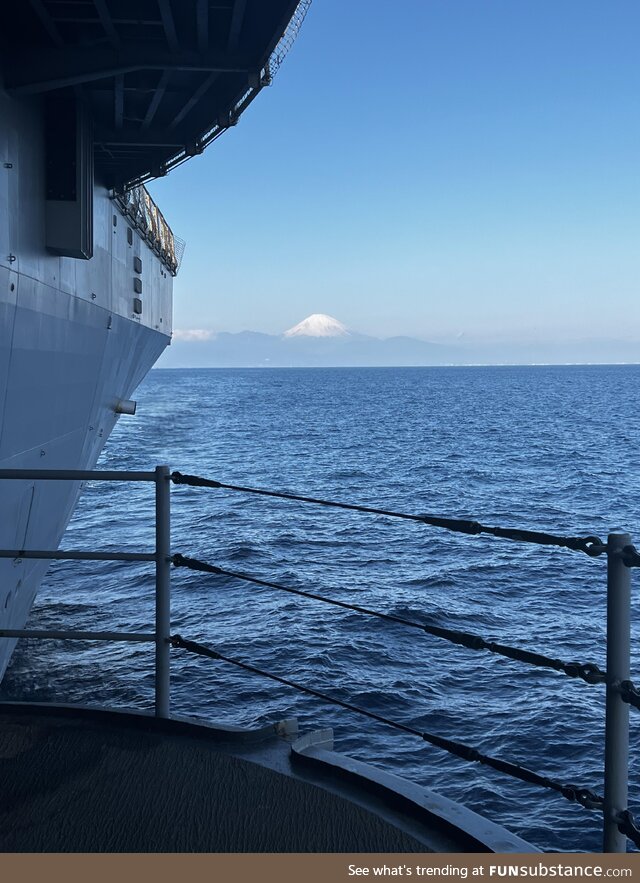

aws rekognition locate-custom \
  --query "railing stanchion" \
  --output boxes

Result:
[155,465,171,718]
[603,532,631,852]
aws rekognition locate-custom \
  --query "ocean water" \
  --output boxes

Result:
[2,365,640,852]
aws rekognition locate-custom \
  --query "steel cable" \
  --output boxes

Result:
[617,810,640,849]
[172,553,608,687]
[171,472,606,558]
[168,633,604,812]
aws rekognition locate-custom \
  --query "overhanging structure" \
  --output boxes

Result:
[0,0,310,189]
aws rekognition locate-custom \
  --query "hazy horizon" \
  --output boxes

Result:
[158,312,640,368]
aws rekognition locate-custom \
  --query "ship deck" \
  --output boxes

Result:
[0,704,534,853]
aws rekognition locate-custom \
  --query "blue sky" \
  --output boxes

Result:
[149,0,640,345]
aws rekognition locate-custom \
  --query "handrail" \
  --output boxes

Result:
[112,186,181,276]
[0,465,172,719]
[0,465,636,852]
[0,468,156,481]
[0,629,155,642]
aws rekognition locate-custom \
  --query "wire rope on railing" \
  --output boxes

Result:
[619,681,640,711]
[4,465,637,849]
[169,470,640,848]
[621,545,640,568]
[172,553,608,687]
[617,810,640,849]
[170,472,606,558]
[168,633,604,812]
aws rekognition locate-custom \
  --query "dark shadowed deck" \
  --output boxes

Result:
[0,704,535,853]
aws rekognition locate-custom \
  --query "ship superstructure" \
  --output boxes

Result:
[0,0,310,680]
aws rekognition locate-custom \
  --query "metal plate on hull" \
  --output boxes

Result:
[0,86,173,681]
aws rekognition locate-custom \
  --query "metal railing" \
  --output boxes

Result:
[0,466,171,718]
[604,532,631,851]
[0,464,637,852]
[113,187,183,276]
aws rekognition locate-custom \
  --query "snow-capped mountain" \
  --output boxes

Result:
[161,313,462,367]
[283,314,350,338]
[159,313,640,368]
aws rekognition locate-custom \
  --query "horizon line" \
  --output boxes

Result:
[153,361,640,370]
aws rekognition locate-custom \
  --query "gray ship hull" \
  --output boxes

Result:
[0,86,173,680]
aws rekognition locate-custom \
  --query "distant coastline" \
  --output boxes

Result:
[160,313,640,369]
[158,336,640,370]
[156,361,640,370]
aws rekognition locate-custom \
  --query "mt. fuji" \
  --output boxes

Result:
[160,313,640,367]
[283,314,350,338]
[164,313,461,367]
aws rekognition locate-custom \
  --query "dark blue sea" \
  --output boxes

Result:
[3,365,640,852]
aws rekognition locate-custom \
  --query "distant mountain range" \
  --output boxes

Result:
[159,314,640,368]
